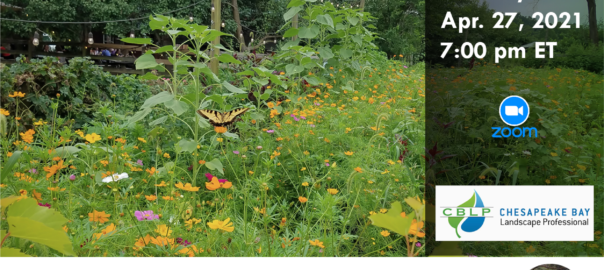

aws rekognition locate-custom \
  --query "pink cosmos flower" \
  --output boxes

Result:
[233,151,240,154]
[135,210,159,221]
[267,130,275,134]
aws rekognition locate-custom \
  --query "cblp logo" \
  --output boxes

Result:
[443,190,491,238]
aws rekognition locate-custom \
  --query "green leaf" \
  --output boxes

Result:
[285,64,304,75]
[120,37,152,45]
[1,151,22,182]
[298,25,320,39]
[368,201,415,236]
[347,16,360,26]
[196,115,211,129]
[213,44,233,53]
[223,132,239,139]
[448,192,475,238]
[283,28,299,38]
[176,138,197,153]
[217,54,242,65]
[316,14,334,28]
[139,72,159,80]
[141,91,174,109]
[0,248,31,257]
[7,198,75,256]
[317,47,334,60]
[303,76,319,85]
[222,81,246,94]
[95,171,104,185]
[154,45,174,54]
[287,0,306,8]
[201,30,230,44]
[205,158,224,175]
[127,108,152,124]
[281,40,300,50]
[164,99,188,116]
[50,146,81,159]
[339,48,353,59]
[404,197,425,221]
[135,54,161,70]
[1,196,24,217]
[284,6,303,21]
[149,116,168,126]
[351,35,363,46]
[237,70,255,76]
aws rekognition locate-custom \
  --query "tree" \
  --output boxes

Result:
[586,0,598,45]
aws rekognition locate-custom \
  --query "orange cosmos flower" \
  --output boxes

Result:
[145,194,157,201]
[214,126,227,133]
[175,182,200,192]
[298,197,308,203]
[205,177,232,191]
[88,210,111,224]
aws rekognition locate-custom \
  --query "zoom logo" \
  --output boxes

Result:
[492,95,538,138]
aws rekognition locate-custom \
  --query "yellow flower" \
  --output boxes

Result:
[545,179,551,184]
[9,91,25,98]
[184,218,202,229]
[155,181,167,187]
[344,151,353,156]
[301,167,307,171]
[526,245,536,253]
[216,138,223,142]
[302,182,309,187]
[380,230,390,237]
[248,171,254,175]
[380,208,387,213]
[19,129,35,143]
[7,152,13,157]
[138,137,147,143]
[145,194,157,201]
[207,218,235,232]
[327,188,338,195]
[550,152,558,157]
[155,224,173,236]
[270,109,279,118]
[298,197,308,203]
[163,153,170,159]
[0,108,9,116]
[85,133,102,143]
[354,167,363,173]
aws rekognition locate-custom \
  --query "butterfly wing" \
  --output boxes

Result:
[221,108,249,126]
[196,109,225,126]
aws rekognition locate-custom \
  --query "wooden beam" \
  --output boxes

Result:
[210,0,221,75]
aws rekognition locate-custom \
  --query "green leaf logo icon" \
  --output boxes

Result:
[448,192,476,238]
[448,191,486,238]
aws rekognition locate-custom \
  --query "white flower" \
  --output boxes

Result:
[102,172,129,183]
[522,151,531,156]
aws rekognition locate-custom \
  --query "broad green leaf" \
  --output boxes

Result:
[120,37,152,44]
[164,99,188,116]
[298,25,320,39]
[283,28,299,38]
[149,116,168,126]
[139,72,159,80]
[316,14,334,28]
[252,77,269,86]
[222,81,246,94]
[237,70,255,76]
[141,91,174,109]
[1,196,24,217]
[223,132,239,139]
[303,76,319,86]
[368,201,415,236]
[135,54,161,70]
[429,242,464,257]
[284,6,303,21]
[7,198,75,256]
[205,158,224,175]
[0,248,31,257]
[196,115,211,129]
[347,16,360,26]
[285,64,304,75]
[448,192,475,238]
[95,171,104,185]
[1,151,22,182]
[317,47,334,60]
[339,48,353,59]
[201,30,230,44]
[287,0,306,8]
[281,40,299,50]
[153,45,174,54]
[217,54,242,65]
[404,197,425,221]
[213,44,233,53]
[127,108,152,124]
[51,146,81,158]
[351,35,363,46]
[176,138,197,153]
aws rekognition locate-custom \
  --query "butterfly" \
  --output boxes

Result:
[196,108,249,127]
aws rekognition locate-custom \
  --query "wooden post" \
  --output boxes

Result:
[292,14,298,41]
[232,0,245,50]
[360,0,366,12]
[210,0,221,75]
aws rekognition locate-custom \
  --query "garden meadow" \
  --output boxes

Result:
[0,1,427,257]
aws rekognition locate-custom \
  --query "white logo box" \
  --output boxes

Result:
[435,186,594,241]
